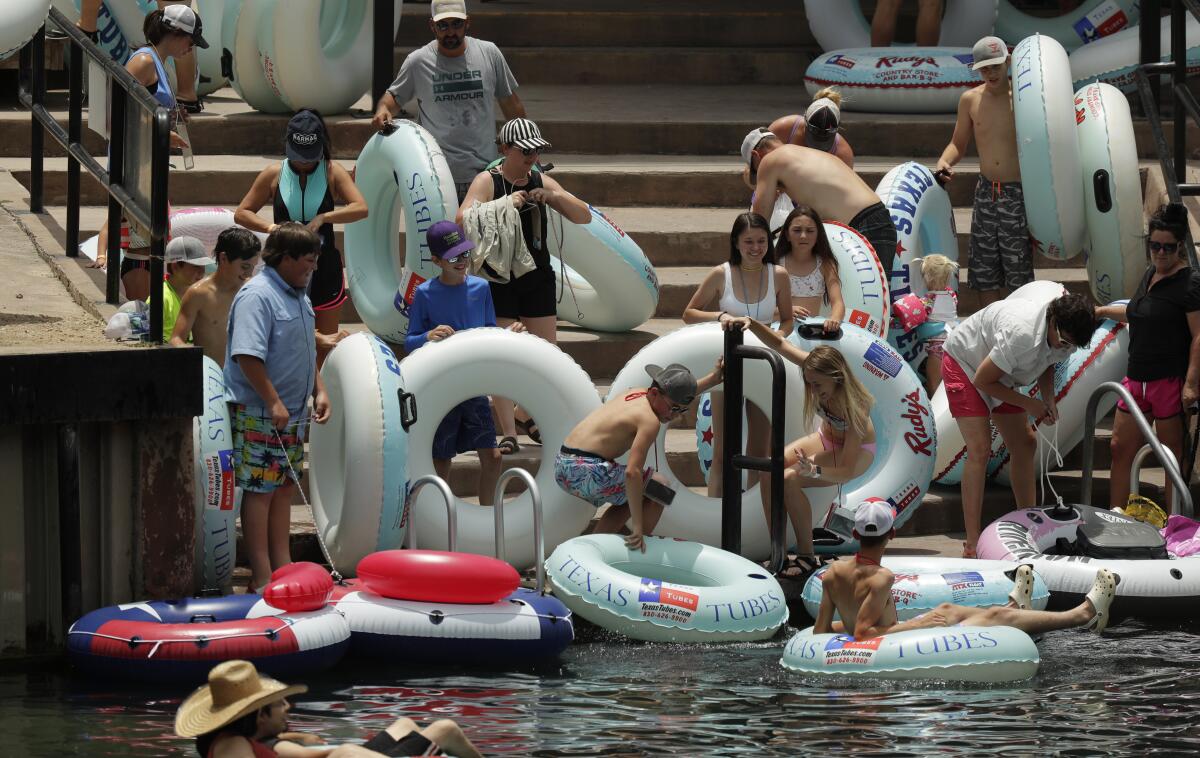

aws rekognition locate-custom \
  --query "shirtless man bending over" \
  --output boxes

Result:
[170,227,262,364]
[556,361,723,551]
[743,134,896,275]
[937,36,1031,307]
[814,499,1120,640]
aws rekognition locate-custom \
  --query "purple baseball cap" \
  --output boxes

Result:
[426,220,475,260]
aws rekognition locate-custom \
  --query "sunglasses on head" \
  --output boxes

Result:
[1148,240,1180,254]
[435,18,465,31]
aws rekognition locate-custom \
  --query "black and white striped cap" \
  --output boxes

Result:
[497,118,551,150]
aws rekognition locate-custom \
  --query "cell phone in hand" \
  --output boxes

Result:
[644,477,676,506]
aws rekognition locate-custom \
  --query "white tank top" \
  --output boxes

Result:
[719,262,776,320]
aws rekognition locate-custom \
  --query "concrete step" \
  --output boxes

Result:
[393,46,809,86]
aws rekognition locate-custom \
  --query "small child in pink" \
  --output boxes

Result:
[915,254,959,395]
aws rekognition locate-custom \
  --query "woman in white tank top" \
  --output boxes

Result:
[683,212,793,498]
[775,205,845,333]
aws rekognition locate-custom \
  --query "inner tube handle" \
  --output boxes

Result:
[797,322,842,340]
[1092,170,1112,213]
[398,389,418,431]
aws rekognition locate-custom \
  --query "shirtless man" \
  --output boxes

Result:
[937,36,1030,307]
[555,361,723,551]
[814,499,1120,641]
[170,227,262,364]
[743,133,896,275]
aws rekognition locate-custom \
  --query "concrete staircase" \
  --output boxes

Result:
[9,0,1193,553]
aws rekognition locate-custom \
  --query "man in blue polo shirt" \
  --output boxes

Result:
[224,222,331,592]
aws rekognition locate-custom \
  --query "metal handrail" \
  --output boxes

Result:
[18,8,172,335]
[492,468,546,594]
[1130,443,1182,502]
[1080,381,1192,517]
[403,475,458,551]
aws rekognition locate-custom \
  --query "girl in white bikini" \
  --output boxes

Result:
[775,205,845,333]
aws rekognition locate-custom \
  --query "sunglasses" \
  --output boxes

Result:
[435,18,465,31]
[441,253,469,265]
[669,401,691,414]
[1053,321,1076,349]
[508,145,542,156]
[1148,240,1180,254]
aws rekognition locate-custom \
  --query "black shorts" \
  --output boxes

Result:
[489,266,557,319]
[848,201,898,277]
[362,729,441,756]
[309,246,348,311]
[119,255,150,278]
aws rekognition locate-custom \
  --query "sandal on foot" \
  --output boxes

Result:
[1083,569,1119,635]
[515,416,541,444]
[962,542,977,559]
[1006,564,1035,609]
[498,435,519,455]
[773,555,822,581]
[177,97,203,114]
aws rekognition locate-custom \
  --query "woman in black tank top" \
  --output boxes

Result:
[457,118,591,449]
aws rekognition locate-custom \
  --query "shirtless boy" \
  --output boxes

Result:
[170,227,262,364]
[814,499,1120,641]
[556,361,723,552]
[743,134,896,274]
[937,36,1031,306]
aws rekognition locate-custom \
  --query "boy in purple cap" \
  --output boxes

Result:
[405,221,525,503]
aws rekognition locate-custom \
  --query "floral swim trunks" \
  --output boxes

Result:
[230,403,309,493]
[555,445,648,508]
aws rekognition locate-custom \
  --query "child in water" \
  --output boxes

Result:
[915,254,959,394]
[725,318,876,578]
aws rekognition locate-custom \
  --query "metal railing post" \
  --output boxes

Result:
[66,32,83,258]
[1130,443,1181,499]
[403,475,458,551]
[28,25,46,214]
[106,85,125,304]
[1141,0,1162,105]
[147,109,171,342]
[492,468,546,593]
[1174,0,1187,188]
[373,0,395,108]
[721,327,745,553]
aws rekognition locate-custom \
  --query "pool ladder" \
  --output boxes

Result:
[402,468,547,593]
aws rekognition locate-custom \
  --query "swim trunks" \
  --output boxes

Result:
[362,729,443,756]
[942,354,1025,418]
[431,396,497,460]
[848,201,897,276]
[554,445,649,508]
[1117,375,1184,419]
[969,176,1034,292]
[230,403,309,493]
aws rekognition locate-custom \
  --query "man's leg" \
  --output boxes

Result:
[78,0,102,33]
[432,458,452,481]
[422,719,484,758]
[915,0,943,46]
[870,0,903,46]
[969,177,1005,308]
[593,503,630,534]
[240,491,273,589]
[993,412,1038,507]
[956,416,992,555]
[476,447,501,506]
[268,481,295,572]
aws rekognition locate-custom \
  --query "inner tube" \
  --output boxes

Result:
[997,0,1138,53]
[344,120,457,343]
[332,583,574,664]
[546,534,788,642]
[1011,34,1086,260]
[1071,14,1200,93]
[876,161,958,370]
[67,595,350,682]
[978,504,1200,619]
[802,0,998,51]
[823,222,891,338]
[194,355,238,592]
[1,0,52,62]
[222,0,290,113]
[402,328,600,568]
[547,205,660,332]
[1076,82,1143,304]
[804,48,979,114]
[781,625,1039,682]
[260,0,403,114]
[800,557,1050,619]
[309,333,411,574]
[51,0,153,64]
[356,549,519,604]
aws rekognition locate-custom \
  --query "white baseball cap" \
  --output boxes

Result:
[740,127,772,169]
[853,497,896,538]
[431,0,467,22]
[971,36,1008,70]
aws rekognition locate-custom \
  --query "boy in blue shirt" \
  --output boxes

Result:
[406,221,524,505]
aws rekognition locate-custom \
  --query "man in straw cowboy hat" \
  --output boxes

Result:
[176,660,482,757]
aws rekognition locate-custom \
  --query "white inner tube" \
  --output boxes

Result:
[547,206,660,333]
[804,47,980,115]
[546,534,788,642]
[802,0,998,51]
[262,0,403,114]
[823,222,890,339]
[194,0,227,97]
[1,1,53,62]
[344,120,457,343]
[309,333,412,575]
[1076,82,1143,304]
[221,0,289,113]
[403,328,599,568]
[997,0,1139,53]
[194,355,238,592]
[1012,34,1087,261]
[1071,14,1200,93]
[605,323,806,561]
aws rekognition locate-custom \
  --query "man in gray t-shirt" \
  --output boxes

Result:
[372,0,526,200]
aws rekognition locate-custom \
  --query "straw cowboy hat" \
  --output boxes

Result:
[175,660,307,738]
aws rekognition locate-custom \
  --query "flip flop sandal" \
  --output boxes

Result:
[515,417,541,444]
[1005,564,1035,610]
[498,435,519,455]
[771,555,822,581]
[177,97,204,114]
[1083,569,1120,635]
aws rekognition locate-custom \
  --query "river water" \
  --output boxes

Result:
[4,618,1199,756]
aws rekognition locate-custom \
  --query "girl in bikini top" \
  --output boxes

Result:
[774,206,845,333]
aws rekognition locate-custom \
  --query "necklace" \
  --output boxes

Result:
[854,553,881,566]
[736,263,765,321]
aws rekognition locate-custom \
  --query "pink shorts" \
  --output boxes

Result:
[1117,376,1184,419]
[943,354,1025,418]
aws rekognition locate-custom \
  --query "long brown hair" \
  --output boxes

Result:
[775,206,838,305]
[802,346,874,438]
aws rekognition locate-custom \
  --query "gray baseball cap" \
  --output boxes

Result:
[645,363,698,405]
[165,236,215,267]
[972,36,1008,70]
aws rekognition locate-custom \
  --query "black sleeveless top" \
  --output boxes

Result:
[272,169,336,253]
[490,168,550,270]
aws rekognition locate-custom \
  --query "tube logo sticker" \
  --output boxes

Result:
[638,578,699,624]
[823,635,883,666]
[900,389,933,456]
[943,571,987,602]
[862,341,903,380]
[826,54,856,70]
[1073,1,1129,44]
[205,450,235,510]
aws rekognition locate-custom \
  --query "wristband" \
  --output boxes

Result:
[717,311,727,323]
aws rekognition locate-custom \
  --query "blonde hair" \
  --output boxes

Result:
[812,87,843,107]
[918,254,957,292]
[802,346,874,438]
